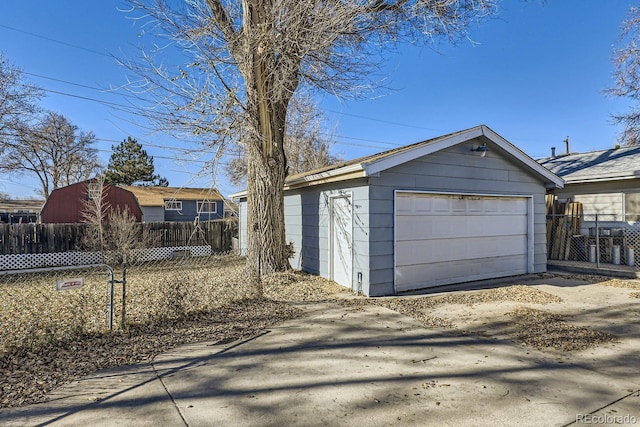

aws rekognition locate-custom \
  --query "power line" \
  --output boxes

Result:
[29,76,405,151]
[23,71,134,99]
[0,23,113,58]
[0,21,446,141]
[323,107,444,132]
[1,19,568,153]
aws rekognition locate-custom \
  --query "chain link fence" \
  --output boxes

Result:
[547,213,639,269]
[0,251,257,356]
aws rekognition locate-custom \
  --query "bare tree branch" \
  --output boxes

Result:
[0,112,101,197]
[122,0,499,281]
[607,6,640,145]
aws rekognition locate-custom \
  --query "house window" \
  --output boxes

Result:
[197,201,217,213]
[625,192,640,222]
[164,200,182,211]
[87,182,101,200]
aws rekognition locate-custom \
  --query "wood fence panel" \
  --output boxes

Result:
[0,220,236,255]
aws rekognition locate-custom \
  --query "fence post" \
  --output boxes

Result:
[595,214,600,269]
[121,256,127,330]
[108,268,115,330]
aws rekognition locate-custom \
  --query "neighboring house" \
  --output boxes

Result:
[223,199,238,218]
[0,199,44,224]
[41,180,143,224]
[539,145,640,221]
[119,186,225,223]
[233,125,563,297]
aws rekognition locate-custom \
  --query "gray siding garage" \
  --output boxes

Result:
[234,125,563,296]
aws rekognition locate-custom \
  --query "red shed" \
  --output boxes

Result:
[41,180,143,223]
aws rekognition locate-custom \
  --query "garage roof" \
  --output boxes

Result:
[231,125,564,197]
[290,125,563,188]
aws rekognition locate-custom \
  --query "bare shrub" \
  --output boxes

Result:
[81,178,153,264]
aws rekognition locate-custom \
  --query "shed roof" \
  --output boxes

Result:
[232,125,563,198]
[538,145,640,184]
[119,186,224,207]
[0,199,45,212]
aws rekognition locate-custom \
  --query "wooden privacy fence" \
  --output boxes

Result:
[0,220,236,255]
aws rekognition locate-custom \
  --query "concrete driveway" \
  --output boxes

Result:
[2,274,640,426]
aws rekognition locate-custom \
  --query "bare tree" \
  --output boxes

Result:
[0,112,101,197]
[226,94,342,185]
[81,178,145,264]
[608,6,640,145]
[0,53,42,145]
[123,0,498,280]
[81,178,110,259]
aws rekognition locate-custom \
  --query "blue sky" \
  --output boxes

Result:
[0,0,635,199]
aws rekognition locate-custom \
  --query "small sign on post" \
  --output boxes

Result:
[56,277,85,291]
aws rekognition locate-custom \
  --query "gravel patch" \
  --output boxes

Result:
[430,285,563,305]
[371,285,562,329]
[508,307,618,351]
[562,274,640,290]
[262,270,354,302]
[373,298,453,328]
[599,279,640,290]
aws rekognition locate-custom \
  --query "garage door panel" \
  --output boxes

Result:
[395,193,530,292]
[396,215,526,241]
[397,194,528,214]
[395,255,528,292]
[396,234,527,265]
[397,208,526,217]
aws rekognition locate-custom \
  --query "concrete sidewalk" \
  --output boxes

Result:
[1,302,640,427]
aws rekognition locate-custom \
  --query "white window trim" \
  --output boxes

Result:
[164,200,183,211]
[624,191,640,222]
[197,200,217,214]
[87,183,101,200]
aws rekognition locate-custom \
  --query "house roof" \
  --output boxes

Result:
[231,125,563,198]
[119,186,224,207]
[538,145,640,184]
[0,199,45,212]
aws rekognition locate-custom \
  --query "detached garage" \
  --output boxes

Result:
[234,125,563,296]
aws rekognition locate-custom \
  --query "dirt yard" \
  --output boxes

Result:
[2,264,640,410]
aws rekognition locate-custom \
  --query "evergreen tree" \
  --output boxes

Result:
[104,137,168,186]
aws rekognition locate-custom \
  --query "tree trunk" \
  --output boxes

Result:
[245,100,290,294]
[242,0,292,295]
[246,134,290,279]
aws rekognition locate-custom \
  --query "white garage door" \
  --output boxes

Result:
[394,192,531,292]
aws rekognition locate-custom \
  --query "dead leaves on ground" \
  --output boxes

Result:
[0,299,300,408]
[508,307,617,352]
[0,266,633,409]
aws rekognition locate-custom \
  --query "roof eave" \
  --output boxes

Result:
[230,163,366,199]
[480,126,564,189]
[563,174,639,185]
[284,163,366,189]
